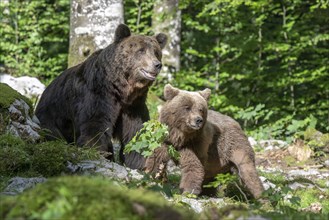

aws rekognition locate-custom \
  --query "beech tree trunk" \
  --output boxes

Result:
[152,0,181,81]
[68,0,124,67]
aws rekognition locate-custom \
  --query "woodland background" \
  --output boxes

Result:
[0,0,328,142]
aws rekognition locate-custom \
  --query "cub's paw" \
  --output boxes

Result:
[180,183,201,196]
[144,158,167,181]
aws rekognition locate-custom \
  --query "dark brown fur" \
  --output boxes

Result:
[35,24,167,169]
[145,84,264,198]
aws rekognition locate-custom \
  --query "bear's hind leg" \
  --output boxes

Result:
[230,149,264,199]
[179,148,205,195]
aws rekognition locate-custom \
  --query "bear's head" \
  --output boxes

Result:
[160,84,211,134]
[113,24,167,85]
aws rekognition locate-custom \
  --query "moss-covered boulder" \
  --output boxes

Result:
[0,176,196,220]
[0,134,100,178]
[0,83,39,142]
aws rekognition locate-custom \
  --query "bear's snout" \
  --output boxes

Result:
[154,61,162,71]
[195,116,203,126]
[188,116,204,130]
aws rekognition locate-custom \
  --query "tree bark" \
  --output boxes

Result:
[152,0,181,81]
[68,0,124,67]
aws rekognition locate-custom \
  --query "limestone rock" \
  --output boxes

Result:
[2,177,47,195]
[0,74,45,98]
[67,160,144,181]
[0,83,40,142]
[287,141,312,161]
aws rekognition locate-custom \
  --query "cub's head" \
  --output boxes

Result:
[113,24,167,85]
[160,84,211,133]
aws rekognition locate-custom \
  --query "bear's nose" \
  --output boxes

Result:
[154,61,162,70]
[195,117,203,126]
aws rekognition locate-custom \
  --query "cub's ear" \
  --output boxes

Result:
[114,24,131,43]
[155,33,168,49]
[199,88,211,101]
[164,84,179,101]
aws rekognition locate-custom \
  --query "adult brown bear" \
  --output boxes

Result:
[145,84,264,199]
[35,24,167,169]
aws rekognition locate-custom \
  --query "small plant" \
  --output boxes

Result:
[124,120,169,157]
[262,186,301,208]
[168,145,180,161]
[204,173,238,189]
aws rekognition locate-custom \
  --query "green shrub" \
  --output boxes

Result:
[124,119,169,157]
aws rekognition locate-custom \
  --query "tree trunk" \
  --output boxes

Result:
[68,0,124,67]
[152,0,181,81]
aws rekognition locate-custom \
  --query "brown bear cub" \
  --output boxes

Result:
[35,24,167,169]
[145,84,264,199]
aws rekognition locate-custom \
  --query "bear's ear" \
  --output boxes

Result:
[114,24,131,43]
[199,88,211,101]
[164,84,179,101]
[155,33,168,49]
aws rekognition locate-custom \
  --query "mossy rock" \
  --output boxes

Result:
[200,204,251,220]
[0,83,32,109]
[0,176,196,220]
[0,83,33,135]
[0,133,100,177]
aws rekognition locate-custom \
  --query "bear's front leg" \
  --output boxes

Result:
[179,148,205,195]
[77,121,114,159]
[144,145,170,180]
[118,101,150,169]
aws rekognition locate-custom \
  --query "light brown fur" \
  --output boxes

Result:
[145,84,264,199]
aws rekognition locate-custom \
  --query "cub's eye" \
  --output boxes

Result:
[138,48,145,54]
[154,50,160,58]
[199,108,204,113]
[184,106,191,111]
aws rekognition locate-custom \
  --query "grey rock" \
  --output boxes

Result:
[248,137,257,148]
[259,176,276,190]
[324,160,329,168]
[2,177,47,195]
[238,216,269,220]
[179,197,225,213]
[6,99,40,142]
[259,139,287,151]
[288,169,320,177]
[67,160,144,181]
[288,182,309,190]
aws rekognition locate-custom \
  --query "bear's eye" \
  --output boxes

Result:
[138,48,145,54]
[154,50,160,59]
[199,108,204,113]
[184,106,191,111]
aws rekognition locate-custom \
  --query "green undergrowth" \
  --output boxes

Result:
[0,176,196,220]
[0,133,100,190]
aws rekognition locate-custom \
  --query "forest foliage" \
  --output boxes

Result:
[0,0,328,140]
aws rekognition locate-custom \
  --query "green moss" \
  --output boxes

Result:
[26,140,100,177]
[200,204,250,220]
[259,171,286,185]
[283,155,299,167]
[260,206,329,220]
[0,83,32,109]
[0,133,100,177]
[0,134,31,176]
[294,188,329,214]
[0,176,196,220]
